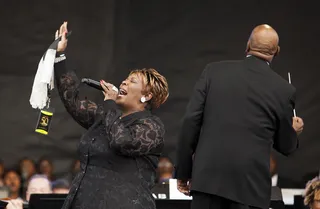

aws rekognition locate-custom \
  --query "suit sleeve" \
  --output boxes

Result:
[273,89,299,156]
[175,65,209,180]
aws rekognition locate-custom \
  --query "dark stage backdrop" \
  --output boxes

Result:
[0,0,319,187]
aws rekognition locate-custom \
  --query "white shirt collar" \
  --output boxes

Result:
[272,174,278,186]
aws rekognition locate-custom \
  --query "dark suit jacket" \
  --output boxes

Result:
[175,56,299,209]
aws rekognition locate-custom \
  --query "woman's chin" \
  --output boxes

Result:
[115,97,125,106]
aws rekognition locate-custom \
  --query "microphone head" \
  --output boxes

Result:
[112,86,119,93]
[81,78,89,83]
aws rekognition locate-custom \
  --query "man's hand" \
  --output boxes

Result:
[100,80,118,101]
[177,179,191,196]
[293,116,304,135]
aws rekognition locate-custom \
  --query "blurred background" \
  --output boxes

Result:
[0,0,319,207]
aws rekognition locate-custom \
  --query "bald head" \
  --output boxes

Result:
[246,24,280,62]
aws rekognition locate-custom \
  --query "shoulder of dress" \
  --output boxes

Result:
[137,115,164,129]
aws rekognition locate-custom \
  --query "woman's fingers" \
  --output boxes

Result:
[64,22,68,33]
[100,80,109,91]
[59,23,64,36]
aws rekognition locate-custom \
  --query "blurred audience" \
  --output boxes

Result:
[19,158,36,182]
[1,158,75,209]
[0,154,319,209]
[38,157,55,181]
[5,199,23,209]
[26,174,52,201]
[3,170,22,200]
[63,159,80,184]
[304,176,320,209]
[157,157,174,184]
[0,160,4,186]
[52,179,70,194]
[3,174,55,209]
[19,157,36,198]
[70,159,80,181]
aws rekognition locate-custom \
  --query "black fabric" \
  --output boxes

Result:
[0,0,320,187]
[191,191,262,209]
[175,56,298,209]
[0,201,8,209]
[54,59,165,209]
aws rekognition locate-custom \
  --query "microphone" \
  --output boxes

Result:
[81,78,103,90]
[81,78,118,92]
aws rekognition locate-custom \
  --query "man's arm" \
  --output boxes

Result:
[175,65,209,180]
[273,90,299,156]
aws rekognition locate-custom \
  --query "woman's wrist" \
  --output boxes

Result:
[103,99,118,111]
[55,52,66,63]
[56,51,65,57]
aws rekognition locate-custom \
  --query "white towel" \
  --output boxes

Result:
[29,31,71,109]
[29,49,56,109]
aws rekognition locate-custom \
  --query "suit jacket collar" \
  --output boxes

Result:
[244,55,274,73]
[246,55,270,66]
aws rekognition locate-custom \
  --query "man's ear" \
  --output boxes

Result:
[246,41,250,53]
[276,46,280,55]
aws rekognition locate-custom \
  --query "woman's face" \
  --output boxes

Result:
[4,171,21,193]
[21,159,36,178]
[39,160,53,176]
[116,73,145,109]
[157,158,174,175]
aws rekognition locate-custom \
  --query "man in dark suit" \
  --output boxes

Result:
[175,24,304,209]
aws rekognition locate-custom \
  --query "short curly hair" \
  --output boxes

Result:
[130,68,169,109]
[304,178,320,206]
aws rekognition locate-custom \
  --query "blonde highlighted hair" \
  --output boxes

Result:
[130,68,169,109]
[304,178,320,206]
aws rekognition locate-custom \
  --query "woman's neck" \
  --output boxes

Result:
[9,192,19,199]
[121,107,145,118]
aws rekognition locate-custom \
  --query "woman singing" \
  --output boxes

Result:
[54,22,169,209]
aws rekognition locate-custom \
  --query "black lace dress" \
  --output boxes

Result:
[54,58,165,209]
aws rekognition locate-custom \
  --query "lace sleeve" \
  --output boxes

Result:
[109,117,165,156]
[54,59,103,129]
